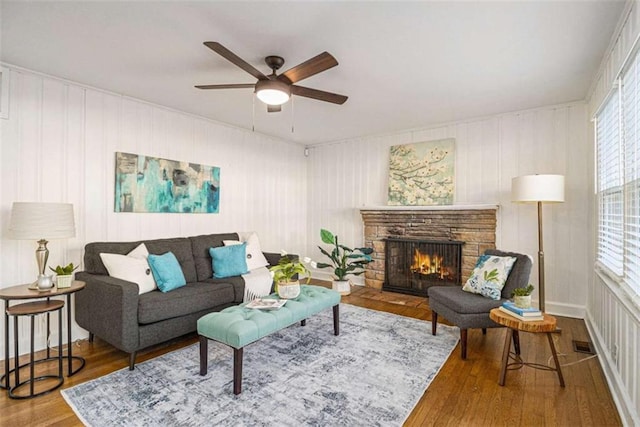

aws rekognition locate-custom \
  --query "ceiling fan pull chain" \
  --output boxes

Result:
[291,97,295,134]
[252,93,256,132]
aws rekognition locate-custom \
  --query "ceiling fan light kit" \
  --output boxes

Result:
[196,41,347,112]
[255,79,291,106]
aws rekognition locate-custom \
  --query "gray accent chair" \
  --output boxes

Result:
[428,249,532,359]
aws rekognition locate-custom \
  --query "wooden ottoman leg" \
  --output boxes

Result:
[233,347,243,395]
[301,319,307,326]
[199,336,208,376]
[333,305,340,336]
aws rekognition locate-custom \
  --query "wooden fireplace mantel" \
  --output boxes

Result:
[359,204,499,212]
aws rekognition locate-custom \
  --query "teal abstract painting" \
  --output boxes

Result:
[115,152,220,213]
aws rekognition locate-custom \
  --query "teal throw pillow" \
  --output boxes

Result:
[210,243,249,278]
[462,254,517,300]
[148,252,187,292]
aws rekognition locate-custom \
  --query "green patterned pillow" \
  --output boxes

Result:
[462,255,516,300]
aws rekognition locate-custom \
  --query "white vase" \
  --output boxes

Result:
[277,281,300,299]
[332,279,351,296]
[513,295,532,309]
[56,274,73,289]
[37,274,54,291]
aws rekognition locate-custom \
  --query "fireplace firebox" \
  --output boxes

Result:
[384,238,464,296]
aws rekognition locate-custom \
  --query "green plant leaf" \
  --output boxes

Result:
[320,229,335,245]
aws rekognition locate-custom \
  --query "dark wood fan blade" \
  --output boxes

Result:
[267,104,282,113]
[291,85,348,104]
[203,42,267,81]
[195,84,255,90]
[278,52,338,84]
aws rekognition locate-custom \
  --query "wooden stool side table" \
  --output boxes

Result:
[489,308,565,387]
[6,300,64,399]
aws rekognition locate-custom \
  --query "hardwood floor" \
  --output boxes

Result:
[1,284,622,426]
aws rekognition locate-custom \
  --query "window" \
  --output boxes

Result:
[596,47,640,297]
[596,87,623,276]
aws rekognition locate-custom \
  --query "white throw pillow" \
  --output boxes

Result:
[462,254,516,300]
[224,232,269,271]
[100,243,157,294]
[127,242,150,260]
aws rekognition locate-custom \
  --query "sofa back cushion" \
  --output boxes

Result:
[145,238,197,283]
[84,241,140,275]
[190,233,239,281]
[84,237,198,283]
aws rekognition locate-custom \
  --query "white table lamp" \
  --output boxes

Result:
[8,202,76,280]
[511,175,564,312]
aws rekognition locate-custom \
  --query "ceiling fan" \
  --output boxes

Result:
[195,42,348,113]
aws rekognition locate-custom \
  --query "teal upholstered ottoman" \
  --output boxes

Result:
[197,285,341,394]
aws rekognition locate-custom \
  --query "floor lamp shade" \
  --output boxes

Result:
[510,174,564,313]
[8,202,76,277]
[511,174,565,203]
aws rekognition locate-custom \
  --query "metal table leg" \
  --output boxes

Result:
[65,293,85,376]
[2,301,8,390]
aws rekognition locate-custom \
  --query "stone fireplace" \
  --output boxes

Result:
[385,237,463,296]
[360,206,498,293]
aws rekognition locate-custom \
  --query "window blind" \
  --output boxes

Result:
[596,87,624,276]
[623,51,640,295]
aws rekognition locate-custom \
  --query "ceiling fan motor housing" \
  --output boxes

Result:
[265,55,285,72]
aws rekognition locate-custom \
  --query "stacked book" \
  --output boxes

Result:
[498,301,544,321]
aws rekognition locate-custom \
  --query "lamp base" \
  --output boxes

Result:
[35,238,49,276]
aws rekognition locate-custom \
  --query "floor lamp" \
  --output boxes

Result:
[511,175,564,312]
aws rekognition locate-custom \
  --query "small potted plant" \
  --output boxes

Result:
[315,229,373,296]
[511,284,535,309]
[50,262,79,289]
[269,252,310,299]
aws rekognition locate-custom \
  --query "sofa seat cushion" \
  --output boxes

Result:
[138,282,236,324]
[428,286,504,314]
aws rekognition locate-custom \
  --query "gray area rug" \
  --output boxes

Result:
[62,304,459,426]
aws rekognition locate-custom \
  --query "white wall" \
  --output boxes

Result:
[586,2,640,425]
[0,66,308,358]
[307,103,590,319]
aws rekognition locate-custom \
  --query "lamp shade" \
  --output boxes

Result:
[511,175,565,203]
[8,202,76,239]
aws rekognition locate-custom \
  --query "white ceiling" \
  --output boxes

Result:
[1,1,626,145]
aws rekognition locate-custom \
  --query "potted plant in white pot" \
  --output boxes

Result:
[269,253,310,299]
[315,229,373,296]
[50,262,79,289]
[511,284,535,309]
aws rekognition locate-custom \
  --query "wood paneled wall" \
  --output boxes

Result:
[0,67,308,357]
[306,103,590,322]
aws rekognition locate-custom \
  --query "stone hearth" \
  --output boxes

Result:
[360,206,498,290]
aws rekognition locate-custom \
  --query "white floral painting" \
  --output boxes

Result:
[388,139,455,206]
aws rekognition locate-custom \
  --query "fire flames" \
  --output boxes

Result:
[410,249,451,279]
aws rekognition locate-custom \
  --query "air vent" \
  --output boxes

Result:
[572,340,595,355]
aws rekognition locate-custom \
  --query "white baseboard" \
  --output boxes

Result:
[585,312,640,426]
[544,300,586,319]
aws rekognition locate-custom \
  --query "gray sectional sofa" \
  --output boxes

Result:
[75,233,281,369]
